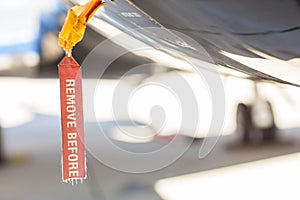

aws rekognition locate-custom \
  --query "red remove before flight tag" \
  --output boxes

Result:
[58,55,86,184]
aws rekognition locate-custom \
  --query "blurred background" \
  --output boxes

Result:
[1,0,300,200]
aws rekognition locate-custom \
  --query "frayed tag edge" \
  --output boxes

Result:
[63,177,87,185]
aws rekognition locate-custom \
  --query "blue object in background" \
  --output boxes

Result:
[0,0,66,75]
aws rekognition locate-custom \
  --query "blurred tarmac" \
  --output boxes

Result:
[1,111,300,199]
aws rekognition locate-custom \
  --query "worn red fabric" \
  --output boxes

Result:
[58,55,86,183]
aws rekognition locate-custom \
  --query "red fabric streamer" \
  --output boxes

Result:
[58,55,86,184]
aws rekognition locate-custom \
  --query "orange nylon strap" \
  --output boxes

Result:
[58,0,107,52]
[58,56,86,184]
